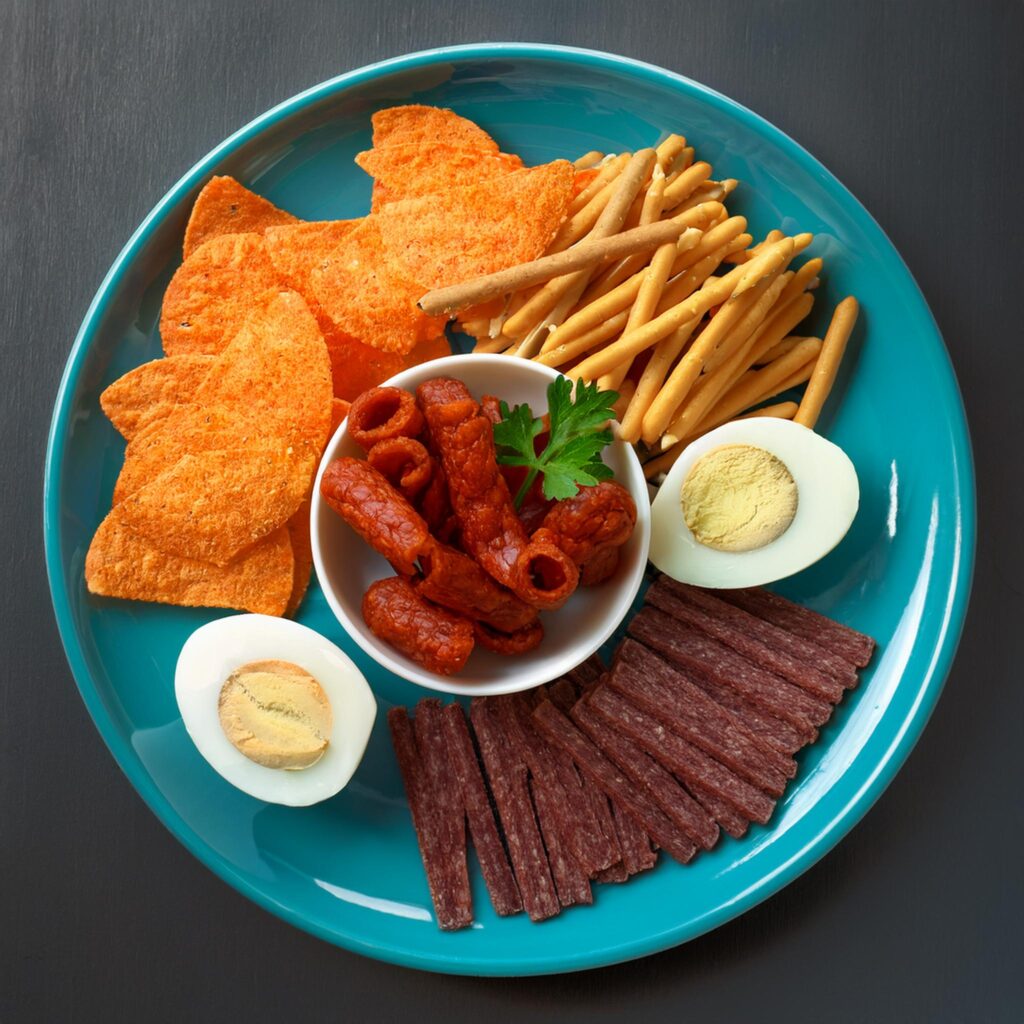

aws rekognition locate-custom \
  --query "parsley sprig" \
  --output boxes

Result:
[493,377,618,509]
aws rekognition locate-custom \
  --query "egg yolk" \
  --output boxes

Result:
[681,443,798,552]
[217,659,333,770]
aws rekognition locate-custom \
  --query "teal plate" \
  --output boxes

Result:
[44,44,974,975]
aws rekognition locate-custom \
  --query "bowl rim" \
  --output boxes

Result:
[309,352,652,696]
[43,42,976,976]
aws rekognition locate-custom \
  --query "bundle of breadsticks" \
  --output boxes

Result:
[418,135,859,482]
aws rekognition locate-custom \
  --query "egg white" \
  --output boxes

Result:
[175,615,376,806]
[649,417,859,588]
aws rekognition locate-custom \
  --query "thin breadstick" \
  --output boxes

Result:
[512,277,595,359]
[473,333,515,354]
[756,335,802,365]
[662,161,713,210]
[619,320,698,443]
[732,238,796,297]
[598,170,670,389]
[703,270,794,374]
[644,260,791,427]
[534,308,632,368]
[572,267,746,383]
[458,317,489,338]
[622,162,667,231]
[722,228,785,265]
[574,151,605,170]
[661,273,794,441]
[680,337,822,444]
[776,257,823,307]
[795,296,859,428]
[418,220,700,316]
[567,153,629,216]
[655,134,687,170]
[690,366,815,441]
[674,178,739,215]
[737,400,800,422]
[503,149,657,338]
[581,201,727,303]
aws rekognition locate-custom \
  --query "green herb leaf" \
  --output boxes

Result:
[494,377,619,509]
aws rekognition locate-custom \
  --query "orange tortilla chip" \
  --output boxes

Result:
[356,144,523,211]
[183,176,299,259]
[404,333,452,366]
[263,220,362,294]
[371,105,500,154]
[189,290,332,455]
[160,233,280,357]
[117,447,315,567]
[100,355,215,440]
[326,332,451,402]
[375,161,574,290]
[116,292,332,501]
[307,218,446,355]
[85,510,293,617]
[285,495,313,616]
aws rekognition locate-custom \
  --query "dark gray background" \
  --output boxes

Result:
[3,1,1021,1021]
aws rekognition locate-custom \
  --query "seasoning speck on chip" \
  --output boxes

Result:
[217,659,333,770]
[681,444,798,552]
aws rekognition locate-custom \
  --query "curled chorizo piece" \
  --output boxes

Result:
[416,461,451,533]
[348,386,424,450]
[320,457,431,575]
[417,542,539,633]
[417,377,579,609]
[579,545,620,586]
[363,576,474,675]
[514,535,580,610]
[536,481,637,565]
[474,619,545,656]
[367,436,434,500]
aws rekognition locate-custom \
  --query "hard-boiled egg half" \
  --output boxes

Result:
[175,615,376,806]
[650,417,858,588]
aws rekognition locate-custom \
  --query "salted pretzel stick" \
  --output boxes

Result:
[682,336,822,444]
[540,205,722,355]
[795,297,859,428]
[503,149,657,338]
[757,335,802,365]
[640,264,785,424]
[581,201,727,304]
[418,220,700,316]
[662,161,713,210]
[674,178,739,216]
[703,270,794,374]
[598,170,672,389]
[777,257,823,306]
[574,151,605,169]
[571,264,749,382]
[655,134,688,170]
[642,401,800,480]
[619,320,698,442]
[723,227,785,265]
[567,154,630,216]
[662,273,795,441]
[535,308,632,368]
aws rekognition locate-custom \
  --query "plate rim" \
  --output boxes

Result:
[43,41,976,976]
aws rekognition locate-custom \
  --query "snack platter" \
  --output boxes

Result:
[44,46,974,975]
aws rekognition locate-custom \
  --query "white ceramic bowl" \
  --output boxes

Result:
[310,354,651,696]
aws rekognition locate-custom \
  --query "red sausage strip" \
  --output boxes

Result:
[719,587,875,669]
[363,576,474,675]
[417,377,578,610]
[415,541,538,634]
[320,458,431,576]
[388,707,472,930]
[440,703,522,917]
